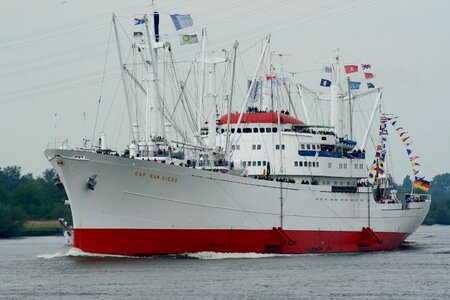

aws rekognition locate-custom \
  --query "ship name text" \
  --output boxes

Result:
[134,171,178,183]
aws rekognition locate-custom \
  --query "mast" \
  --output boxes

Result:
[347,76,353,139]
[230,35,270,147]
[225,41,238,164]
[143,13,165,147]
[330,51,344,137]
[296,84,310,124]
[197,28,207,143]
[112,14,135,141]
[196,56,227,149]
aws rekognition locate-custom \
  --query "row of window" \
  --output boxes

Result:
[327,162,365,169]
[221,127,278,134]
[294,161,319,168]
[232,144,285,151]
[315,197,363,202]
[300,144,320,150]
[242,161,267,167]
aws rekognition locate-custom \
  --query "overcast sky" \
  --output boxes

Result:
[0,0,448,183]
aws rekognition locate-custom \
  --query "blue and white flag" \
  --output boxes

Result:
[367,82,375,89]
[134,18,145,25]
[349,81,361,90]
[170,14,193,31]
[320,78,331,87]
[323,65,332,73]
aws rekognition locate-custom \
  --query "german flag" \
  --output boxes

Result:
[414,178,430,192]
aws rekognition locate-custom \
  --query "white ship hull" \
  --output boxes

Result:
[46,149,430,255]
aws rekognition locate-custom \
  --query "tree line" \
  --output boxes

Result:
[0,166,69,237]
[0,166,448,237]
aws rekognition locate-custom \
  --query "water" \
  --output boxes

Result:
[1,226,449,300]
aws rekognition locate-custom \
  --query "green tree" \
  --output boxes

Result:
[0,203,26,237]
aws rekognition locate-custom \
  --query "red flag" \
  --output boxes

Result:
[344,65,358,74]
[364,72,374,79]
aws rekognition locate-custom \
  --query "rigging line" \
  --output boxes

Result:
[0,0,156,43]
[0,67,117,98]
[92,21,114,149]
[0,73,121,104]
[167,48,196,127]
[0,39,110,70]
[191,0,300,32]
[0,48,120,80]
[101,77,122,133]
[203,0,381,51]
[201,0,352,47]
[0,21,111,52]
[266,0,386,38]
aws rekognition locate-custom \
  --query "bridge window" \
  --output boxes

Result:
[243,128,251,133]
[252,145,256,150]
[231,128,235,133]
[253,128,258,133]
[301,144,305,150]
[221,129,225,133]
[272,127,278,133]
[306,144,311,150]
[308,162,312,167]
[257,145,261,150]
[266,128,271,133]
[263,161,267,166]
[344,163,347,169]
[260,128,265,133]
[328,162,332,168]
[317,162,319,167]
[312,145,316,150]
[354,163,358,169]
[252,161,256,166]
[247,161,251,166]
[312,162,316,167]
[258,161,261,166]
[359,163,364,169]
[339,163,342,169]
[294,161,298,167]
[237,128,242,133]
[299,161,303,167]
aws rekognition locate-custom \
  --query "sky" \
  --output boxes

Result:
[0,0,449,183]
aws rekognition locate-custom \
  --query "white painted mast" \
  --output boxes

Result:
[112,14,136,142]
[197,28,207,144]
[330,51,344,137]
[197,55,227,148]
[143,13,165,151]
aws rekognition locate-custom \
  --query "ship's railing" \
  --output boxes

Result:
[405,193,431,203]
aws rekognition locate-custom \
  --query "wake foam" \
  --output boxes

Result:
[37,247,136,259]
[38,249,290,260]
[183,251,290,260]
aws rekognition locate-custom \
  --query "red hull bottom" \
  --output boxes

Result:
[74,228,411,256]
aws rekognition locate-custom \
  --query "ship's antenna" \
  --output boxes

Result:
[54,113,57,148]
[83,112,90,149]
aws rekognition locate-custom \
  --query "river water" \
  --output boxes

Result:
[0,226,449,299]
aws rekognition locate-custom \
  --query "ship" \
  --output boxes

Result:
[45,13,431,255]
